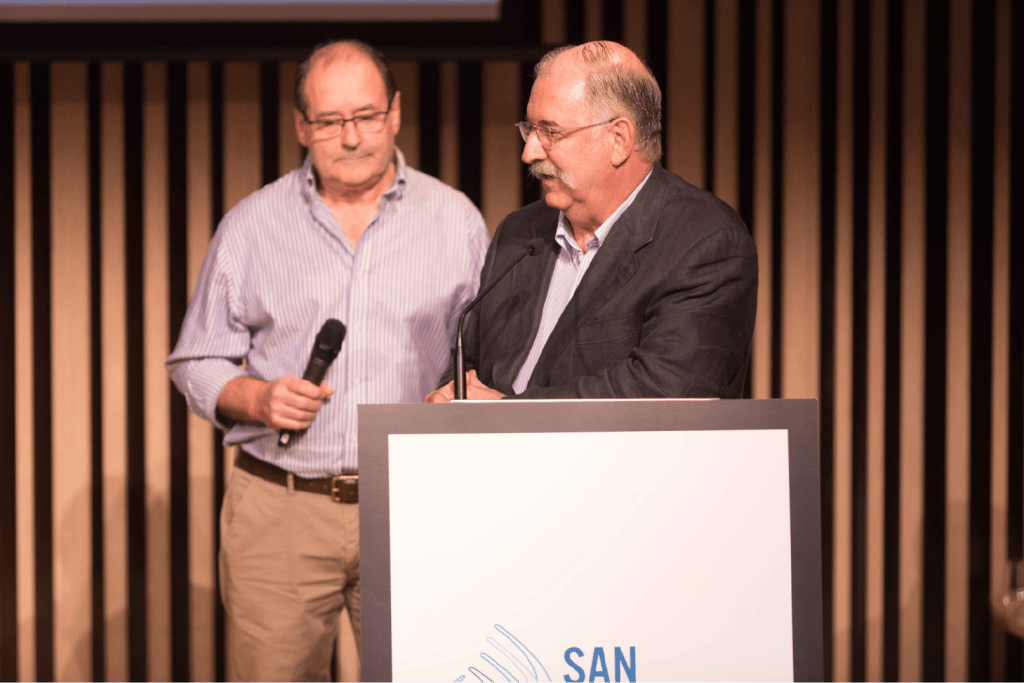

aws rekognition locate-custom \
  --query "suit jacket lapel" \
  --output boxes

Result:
[527,165,669,388]
[490,212,559,390]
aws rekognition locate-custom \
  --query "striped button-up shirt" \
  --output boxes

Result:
[512,170,652,394]
[167,150,489,477]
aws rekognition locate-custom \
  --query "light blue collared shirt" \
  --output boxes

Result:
[512,171,652,394]
[167,150,489,476]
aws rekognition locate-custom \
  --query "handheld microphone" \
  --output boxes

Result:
[454,237,545,400]
[278,318,346,447]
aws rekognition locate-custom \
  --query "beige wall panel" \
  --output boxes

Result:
[831,1,854,678]
[622,0,647,61]
[142,62,172,683]
[713,0,739,210]
[750,0,773,400]
[481,61,521,235]
[666,0,705,187]
[392,61,420,171]
[14,60,36,683]
[585,0,602,41]
[223,63,262,212]
[781,0,820,401]
[279,61,303,175]
[944,0,971,678]
[989,0,1012,669]
[898,2,926,679]
[865,1,888,678]
[49,61,93,683]
[185,61,216,683]
[100,61,129,683]
[542,0,567,45]
[439,62,459,190]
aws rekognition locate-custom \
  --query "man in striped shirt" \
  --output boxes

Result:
[167,40,488,680]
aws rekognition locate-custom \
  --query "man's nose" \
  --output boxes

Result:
[521,130,546,164]
[340,120,362,148]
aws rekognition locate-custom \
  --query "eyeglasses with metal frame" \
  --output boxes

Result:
[514,118,617,148]
[304,104,392,140]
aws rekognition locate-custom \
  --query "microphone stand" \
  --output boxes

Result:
[454,238,543,400]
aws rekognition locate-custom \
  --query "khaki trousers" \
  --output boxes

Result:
[220,466,360,681]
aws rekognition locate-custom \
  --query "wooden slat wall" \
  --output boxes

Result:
[1,0,1022,680]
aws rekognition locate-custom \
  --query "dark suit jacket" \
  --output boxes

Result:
[447,163,758,399]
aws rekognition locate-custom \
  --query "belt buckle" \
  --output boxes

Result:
[330,475,358,504]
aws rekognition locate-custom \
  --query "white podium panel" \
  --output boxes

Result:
[359,399,822,682]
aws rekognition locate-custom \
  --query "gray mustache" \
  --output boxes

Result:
[529,162,575,188]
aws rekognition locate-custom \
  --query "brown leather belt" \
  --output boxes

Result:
[236,449,358,504]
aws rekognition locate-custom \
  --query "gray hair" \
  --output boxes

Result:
[535,42,662,163]
[294,39,397,118]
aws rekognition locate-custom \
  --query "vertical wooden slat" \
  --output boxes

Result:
[882,1,905,679]
[622,0,647,60]
[100,61,128,683]
[457,62,482,209]
[865,0,889,676]
[481,61,520,234]
[0,60,17,683]
[87,60,106,683]
[967,1,996,680]
[223,63,261,211]
[899,1,926,679]
[143,61,172,683]
[259,62,279,186]
[167,60,190,683]
[185,61,215,683]
[584,0,602,40]
[439,62,459,191]
[665,0,704,186]
[988,0,1012,674]
[278,61,302,176]
[31,60,55,683]
[832,1,854,678]
[712,0,738,210]
[945,0,972,679]
[542,0,567,45]
[50,61,93,683]
[750,0,774,401]
[392,61,419,171]
[14,60,37,683]
[780,0,820,397]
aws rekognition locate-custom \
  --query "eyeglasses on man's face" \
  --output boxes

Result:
[515,118,617,148]
[304,104,392,141]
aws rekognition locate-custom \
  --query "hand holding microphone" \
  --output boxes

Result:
[277,318,346,447]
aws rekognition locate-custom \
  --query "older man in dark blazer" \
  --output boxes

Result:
[427,40,757,402]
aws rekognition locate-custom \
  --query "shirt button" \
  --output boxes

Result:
[355,324,362,331]
[356,272,364,279]
[351,436,357,444]
[354,379,360,385]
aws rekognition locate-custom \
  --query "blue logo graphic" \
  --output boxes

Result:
[454,624,552,682]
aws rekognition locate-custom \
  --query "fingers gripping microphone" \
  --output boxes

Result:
[278,318,346,447]
[454,237,545,400]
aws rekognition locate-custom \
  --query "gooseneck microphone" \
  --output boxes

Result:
[278,318,346,447]
[454,237,545,400]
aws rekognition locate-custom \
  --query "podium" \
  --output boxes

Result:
[359,399,822,682]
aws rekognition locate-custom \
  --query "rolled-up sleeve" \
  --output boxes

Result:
[166,228,252,430]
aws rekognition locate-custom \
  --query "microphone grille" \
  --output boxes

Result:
[316,318,347,351]
[525,237,546,255]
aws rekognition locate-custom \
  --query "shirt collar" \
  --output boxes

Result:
[300,146,409,204]
[554,168,654,255]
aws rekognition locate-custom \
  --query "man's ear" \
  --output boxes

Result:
[295,108,310,147]
[609,117,637,166]
[389,91,402,134]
